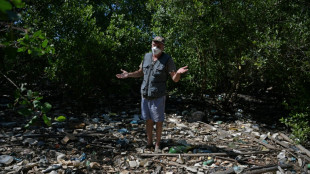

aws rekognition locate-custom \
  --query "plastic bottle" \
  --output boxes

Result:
[203,158,214,166]
[169,146,191,153]
[277,151,286,164]
[233,166,243,174]
[86,160,91,172]
[79,153,86,162]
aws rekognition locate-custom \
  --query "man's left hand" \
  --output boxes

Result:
[177,66,188,74]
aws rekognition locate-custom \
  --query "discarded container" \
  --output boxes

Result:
[0,155,14,165]
[169,146,192,153]
[56,153,65,162]
[252,124,259,130]
[217,95,223,101]
[79,153,86,162]
[61,133,76,144]
[89,162,100,169]
[102,114,111,122]
[92,118,100,123]
[116,138,129,147]
[289,157,296,162]
[13,157,22,162]
[118,128,129,134]
[130,120,138,124]
[42,164,62,173]
[216,121,223,124]
[233,166,244,174]
[307,163,310,169]
[23,138,38,145]
[129,161,138,168]
[39,155,48,166]
[277,151,287,164]
[203,159,214,166]
[86,160,91,170]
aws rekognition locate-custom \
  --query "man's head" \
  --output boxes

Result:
[152,36,165,55]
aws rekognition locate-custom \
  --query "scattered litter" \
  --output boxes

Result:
[0,99,309,174]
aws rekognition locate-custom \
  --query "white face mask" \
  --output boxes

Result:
[152,46,162,55]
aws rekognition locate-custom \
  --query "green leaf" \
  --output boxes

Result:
[17,47,25,52]
[41,102,52,113]
[42,39,48,48]
[20,84,26,92]
[17,108,32,116]
[0,0,12,13]
[27,49,32,54]
[20,99,30,106]
[33,100,41,108]
[35,96,43,101]
[42,114,52,127]
[55,115,67,122]
[24,116,38,129]
[33,30,42,37]
[27,90,33,99]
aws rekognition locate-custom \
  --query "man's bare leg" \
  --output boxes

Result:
[146,119,154,146]
[155,121,163,148]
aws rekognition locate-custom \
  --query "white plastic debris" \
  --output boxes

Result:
[23,138,38,145]
[129,161,137,168]
[0,155,14,165]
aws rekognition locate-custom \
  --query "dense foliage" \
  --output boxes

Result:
[1,0,309,144]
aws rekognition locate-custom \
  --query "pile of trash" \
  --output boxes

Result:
[1,107,310,174]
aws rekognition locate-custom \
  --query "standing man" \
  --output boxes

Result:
[116,36,188,152]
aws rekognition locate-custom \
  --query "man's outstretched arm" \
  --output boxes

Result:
[116,68,143,79]
[170,66,188,82]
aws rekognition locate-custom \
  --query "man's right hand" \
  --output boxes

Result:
[116,69,129,79]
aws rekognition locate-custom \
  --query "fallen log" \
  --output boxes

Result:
[139,150,274,157]
[243,164,293,174]
[252,137,278,150]
[296,145,310,159]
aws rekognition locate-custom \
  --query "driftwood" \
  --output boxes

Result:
[268,135,290,149]
[213,168,235,174]
[252,137,277,150]
[296,145,310,158]
[279,132,310,159]
[243,164,293,174]
[214,164,293,174]
[140,150,274,157]
[279,132,294,143]
[140,152,228,157]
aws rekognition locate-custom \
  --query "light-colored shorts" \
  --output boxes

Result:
[141,96,166,122]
